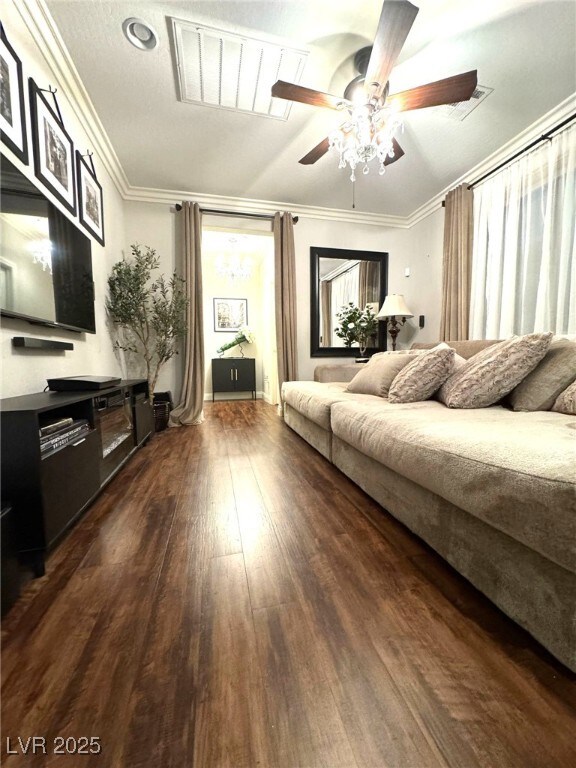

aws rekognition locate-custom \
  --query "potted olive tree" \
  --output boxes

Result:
[106,244,188,427]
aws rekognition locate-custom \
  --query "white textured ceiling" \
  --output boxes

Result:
[46,0,576,216]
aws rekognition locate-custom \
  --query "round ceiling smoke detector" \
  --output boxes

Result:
[122,18,158,51]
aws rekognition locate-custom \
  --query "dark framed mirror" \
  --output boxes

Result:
[310,246,388,357]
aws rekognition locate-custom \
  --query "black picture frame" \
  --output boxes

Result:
[29,77,76,214]
[213,298,248,332]
[310,246,388,357]
[0,23,28,164]
[76,151,105,246]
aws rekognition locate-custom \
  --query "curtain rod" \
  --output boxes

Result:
[468,111,576,190]
[442,111,576,205]
[174,204,298,223]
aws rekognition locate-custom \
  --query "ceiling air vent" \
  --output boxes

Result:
[435,85,493,121]
[170,18,308,119]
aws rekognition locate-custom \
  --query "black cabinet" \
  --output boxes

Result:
[1,505,20,616]
[212,358,256,401]
[133,394,154,446]
[0,379,150,579]
[40,431,101,546]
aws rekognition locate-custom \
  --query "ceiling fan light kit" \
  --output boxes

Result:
[329,99,403,181]
[271,0,478,181]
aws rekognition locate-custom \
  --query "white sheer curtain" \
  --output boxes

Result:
[330,263,359,345]
[470,122,576,338]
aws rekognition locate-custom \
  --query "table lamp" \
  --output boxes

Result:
[376,294,414,351]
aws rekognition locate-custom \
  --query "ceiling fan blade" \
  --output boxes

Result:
[387,70,478,112]
[365,0,419,98]
[384,137,405,166]
[272,80,351,110]
[299,138,331,165]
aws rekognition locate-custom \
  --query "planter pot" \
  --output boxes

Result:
[153,392,173,432]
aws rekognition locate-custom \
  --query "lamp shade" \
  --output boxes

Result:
[376,294,414,319]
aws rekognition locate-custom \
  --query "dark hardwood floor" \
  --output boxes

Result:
[2,400,575,767]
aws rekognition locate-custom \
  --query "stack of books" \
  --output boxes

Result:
[39,417,91,457]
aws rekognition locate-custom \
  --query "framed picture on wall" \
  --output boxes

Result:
[214,298,247,332]
[0,24,29,164]
[29,77,76,214]
[76,151,105,245]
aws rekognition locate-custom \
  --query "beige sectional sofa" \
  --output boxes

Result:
[282,340,576,671]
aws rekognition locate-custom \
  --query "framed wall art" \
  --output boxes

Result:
[214,298,247,332]
[76,151,105,245]
[29,78,76,214]
[0,23,28,164]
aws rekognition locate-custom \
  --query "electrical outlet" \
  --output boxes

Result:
[404,267,410,277]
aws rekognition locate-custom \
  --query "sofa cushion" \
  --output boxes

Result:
[346,352,413,396]
[388,343,457,403]
[314,363,366,383]
[281,381,380,430]
[551,379,576,415]
[330,400,576,573]
[507,339,576,411]
[437,332,553,408]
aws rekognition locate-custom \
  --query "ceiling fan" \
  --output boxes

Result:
[271,0,477,178]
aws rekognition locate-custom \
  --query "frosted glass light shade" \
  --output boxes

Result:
[376,294,414,319]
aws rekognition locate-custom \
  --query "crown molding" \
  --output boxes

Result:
[15,0,130,196]
[406,93,576,228]
[122,185,410,228]
[17,0,575,231]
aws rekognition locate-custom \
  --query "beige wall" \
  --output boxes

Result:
[120,201,445,386]
[0,3,126,398]
[394,208,445,349]
[123,200,177,396]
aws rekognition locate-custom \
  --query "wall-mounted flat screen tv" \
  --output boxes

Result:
[0,154,96,334]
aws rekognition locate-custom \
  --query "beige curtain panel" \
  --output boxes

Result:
[321,279,331,347]
[358,260,379,310]
[170,201,205,426]
[440,183,474,341]
[274,212,298,387]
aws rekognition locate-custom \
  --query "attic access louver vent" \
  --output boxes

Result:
[170,18,308,119]
[435,85,493,121]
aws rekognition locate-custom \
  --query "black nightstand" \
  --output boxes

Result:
[212,358,256,401]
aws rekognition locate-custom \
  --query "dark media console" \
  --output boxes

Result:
[0,380,154,578]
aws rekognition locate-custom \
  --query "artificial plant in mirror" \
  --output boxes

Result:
[310,246,388,357]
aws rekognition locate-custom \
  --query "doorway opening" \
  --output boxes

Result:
[202,224,278,404]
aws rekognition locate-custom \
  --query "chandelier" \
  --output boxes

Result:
[215,253,252,281]
[329,98,403,182]
[29,238,53,274]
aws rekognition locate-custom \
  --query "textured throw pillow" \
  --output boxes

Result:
[551,379,576,415]
[437,332,553,409]
[388,343,456,403]
[507,339,576,411]
[346,352,413,396]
